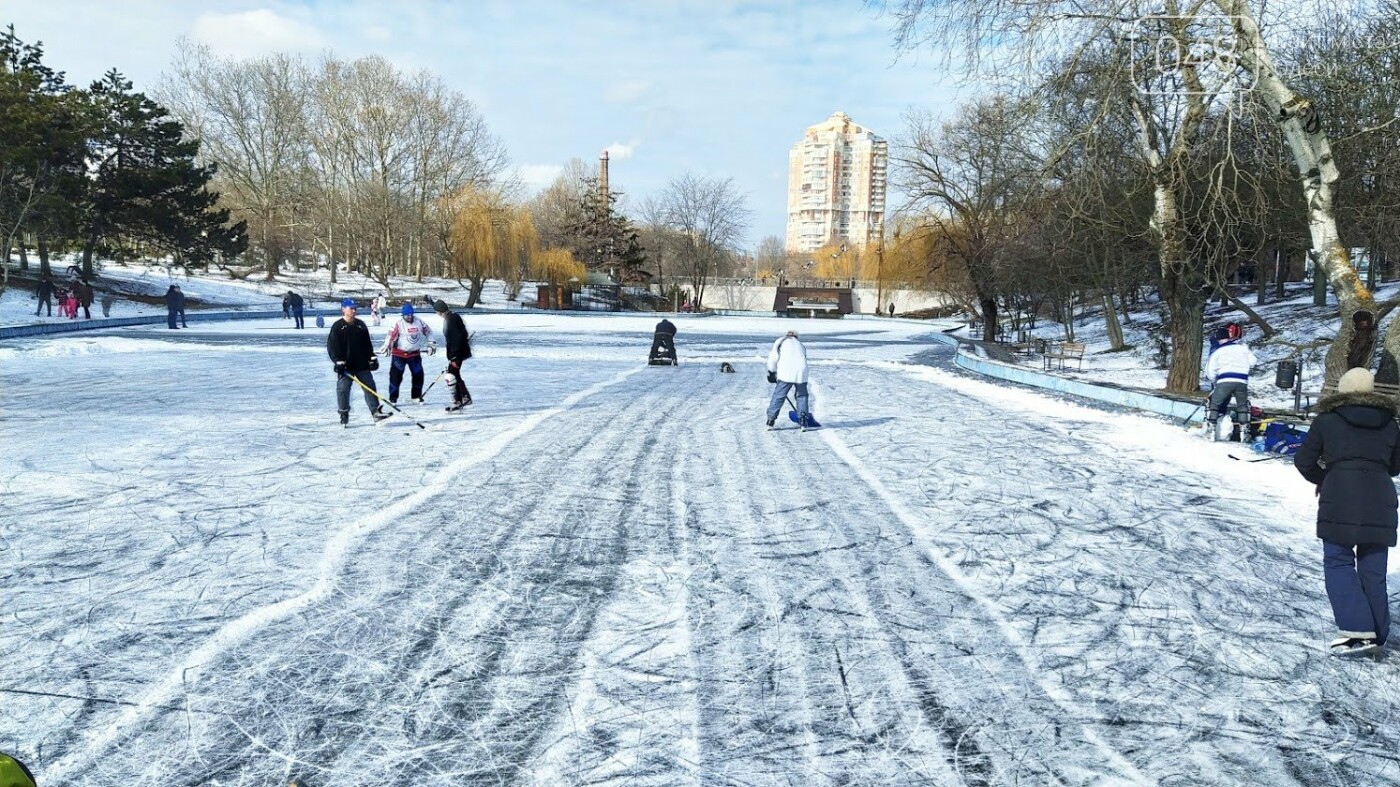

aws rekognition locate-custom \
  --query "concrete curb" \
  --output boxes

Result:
[0,310,287,340]
[922,328,1207,424]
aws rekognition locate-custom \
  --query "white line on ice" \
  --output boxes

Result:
[812,380,1158,787]
[44,366,644,782]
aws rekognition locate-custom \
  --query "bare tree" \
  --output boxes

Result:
[655,173,752,309]
[159,41,310,279]
[887,0,1376,382]
[896,95,1042,342]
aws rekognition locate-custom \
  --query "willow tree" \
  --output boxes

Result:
[444,186,536,308]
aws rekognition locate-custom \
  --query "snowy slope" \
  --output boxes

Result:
[965,282,1400,409]
[1,315,1397,786]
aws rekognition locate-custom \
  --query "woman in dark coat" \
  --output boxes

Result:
[1294,367,1400,656]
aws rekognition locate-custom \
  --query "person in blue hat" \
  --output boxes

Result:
[325,298,390,426]
[379,302,436,405]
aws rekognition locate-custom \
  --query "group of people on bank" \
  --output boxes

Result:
[33,272,99,319]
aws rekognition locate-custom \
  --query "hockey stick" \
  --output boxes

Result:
[425,332,476,396]
[421,369,445,398]
[1180,403,1203,427]
[348,373,427,430]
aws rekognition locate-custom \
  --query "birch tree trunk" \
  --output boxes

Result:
[1102,290,1125,351]
[1217,0,1369,379]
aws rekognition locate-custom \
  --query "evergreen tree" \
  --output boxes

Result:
[0,26,85,288]
[77,70,245,276]
[565,178,648,283]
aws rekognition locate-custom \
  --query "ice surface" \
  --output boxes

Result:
[2,315,1398,786]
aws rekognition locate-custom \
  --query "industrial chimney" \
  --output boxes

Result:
[598,149,610,218]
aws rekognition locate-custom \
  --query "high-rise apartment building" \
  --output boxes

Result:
[785,111,888,254]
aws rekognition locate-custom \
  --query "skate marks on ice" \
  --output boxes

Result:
[44,366,645,784]
[660,403,1152,786]
[818,364,1400,785]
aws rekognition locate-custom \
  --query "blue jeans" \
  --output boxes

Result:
[1323,540,1390,643]
[766,381,808,423]
[389,355,425,402]
[336,370,381,417]
[292,306,304,329]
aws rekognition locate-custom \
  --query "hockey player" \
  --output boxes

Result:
[327,298,390,426]
[1204,322,1256,441]
[380,302,436,405]
[434,300,473,411]
[765,330,811,428]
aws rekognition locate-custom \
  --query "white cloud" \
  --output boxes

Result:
[604,141,639,160]
[190,9,327,59]
[517,164,564,192]
[604,79,653,104]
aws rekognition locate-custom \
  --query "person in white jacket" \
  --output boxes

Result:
[379,303,436,404]
[766,330,811,428]
[1205,323,1256,441]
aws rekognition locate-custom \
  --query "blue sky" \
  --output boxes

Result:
[4,0,961,246]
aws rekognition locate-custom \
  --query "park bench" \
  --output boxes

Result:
[1043,341,1086,371]
[1305,378,1400,410]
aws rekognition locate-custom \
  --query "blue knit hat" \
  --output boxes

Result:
[341,298,356,309]
[401,303,414,316]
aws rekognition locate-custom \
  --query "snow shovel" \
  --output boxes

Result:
[786,394,821,429]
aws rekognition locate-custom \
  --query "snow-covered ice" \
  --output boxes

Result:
[2,314,1398,786]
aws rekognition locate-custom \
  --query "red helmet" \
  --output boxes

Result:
[1226,323,1242,341]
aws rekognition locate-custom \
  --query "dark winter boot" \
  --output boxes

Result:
[766,417,776,428]
[339,409,350,427]
[373,409,392,422]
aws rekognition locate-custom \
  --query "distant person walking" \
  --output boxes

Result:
[100,292,115,317]
[173,285,188,327]
[78,279,94,319]
[326,298,390,426]
[34,273,54,316]
[371,292,386,327]
[434,300,473,411]
[1295,367,1400,657]
[288,290,305,329]
[165,285,180,329]
[765,330,810,428]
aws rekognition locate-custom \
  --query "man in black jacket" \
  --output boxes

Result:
[165,285,180,329]
[434,300,473,411]
[288,290,305,329]
[649,318,677,365]
[1295,367,1400,656]
[35,274,54,316]
[326,298,390,426]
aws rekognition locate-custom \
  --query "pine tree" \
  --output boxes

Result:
[76,70,246,276]
[0,26,85,290]
[565,178,648,284]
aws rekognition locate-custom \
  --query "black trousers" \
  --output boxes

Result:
[650,333,676,361]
